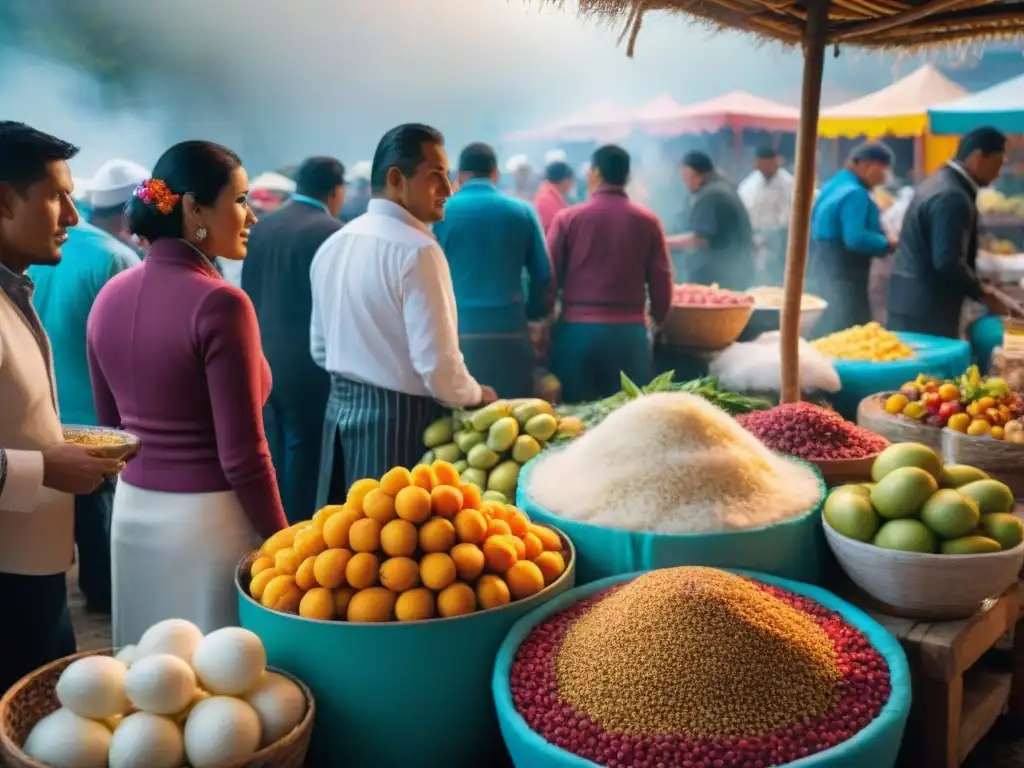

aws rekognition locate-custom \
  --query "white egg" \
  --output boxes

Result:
[243,672,306,746]
[190,627,266,696]
[183,696,261,768]
[134,619,204,663]
[115,644,138,666]
[109,711,185,768]
[55,655,129,719]
[23,707,111,768]
[125,653,197,715]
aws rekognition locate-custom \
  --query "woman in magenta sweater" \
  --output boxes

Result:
[87,141,288,645]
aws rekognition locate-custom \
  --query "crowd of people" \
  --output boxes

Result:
[0,115,1013,694]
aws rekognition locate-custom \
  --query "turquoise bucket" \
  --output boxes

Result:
[493,569,912,768]
[236,528,576,768]
[517,453,828,586]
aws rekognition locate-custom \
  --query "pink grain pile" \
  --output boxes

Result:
[737,403,888,461]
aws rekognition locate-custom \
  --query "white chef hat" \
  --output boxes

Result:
[78,159,150,209]
[505,154,531,174]
[350,161,372,182]
[544,149,568,165]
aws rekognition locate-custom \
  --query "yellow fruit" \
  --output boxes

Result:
[322,506,362,549]
[249,568,280,601]
[483,536,518,572]
[902,402,927,420]
[314,548,352,589]
[410,465,437,491]
[419,517,457,553]
[504,560,545,600]
[274,547,302,576]
[968,419,992,436]
[345,552,380,589]
[395,486,432,524]
[379,467,413,496]
[289,520,312,533]
[521,532,543,561]
[299,587,336,620]
[348,518,382,553]
[485,501,510,521]
[459,483,483,510]
[529,524,562,551]
[451,542,485,581]
[380,519,418,557]
[476,574,511,610]
[363,488,397,523]
[533,550,566,585]
[967,402,983,418]
[992,425,1005,440]
[431,461,462,488]
[347,587,396,623]
[312,505,343,530]
[429,485,464,518]
[938,383,960,401]
[504,534,526,560]
[294,527,328,560]
[948,413,971,433]
[249,555,274,578]
[380,556,421,592]
[261,575,302,613]
[884,394,908,414]
[346,478,380,514]
[437,582,477,618]
[333,586,356,617]
[505,508,529,536]
[420,552,457,591]
[260,528,295,558]
[487,518,512,537]
[295,556,319,590]
[978,396,997,410]
[395,588,436,621]
[454,509,488,545]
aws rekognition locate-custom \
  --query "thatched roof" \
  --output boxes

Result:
[561,1,1024,54]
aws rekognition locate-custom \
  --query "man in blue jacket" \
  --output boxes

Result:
[809,143,895,336]
[433,143,552,398]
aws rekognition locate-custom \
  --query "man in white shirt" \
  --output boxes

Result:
[310,123,496,503]
[738,147,795,287]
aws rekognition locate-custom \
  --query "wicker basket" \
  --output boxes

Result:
[856,394,943,452]
[0,649,315,768]
[659,303,754,351]
[824,517,1024,620]
[941,429,1024,498]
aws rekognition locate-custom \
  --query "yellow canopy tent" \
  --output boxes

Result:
[542,0,1024,402]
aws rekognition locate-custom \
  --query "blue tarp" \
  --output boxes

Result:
[929,72,1024,135]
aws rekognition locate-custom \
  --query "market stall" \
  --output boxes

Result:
[929,71,1024,136]
[501,100,634,144]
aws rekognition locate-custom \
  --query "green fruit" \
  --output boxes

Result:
[481,490,508,504]
[467,443,501,470]
[871,442,943,483]
[460,468,488,489]
[513,399,554,426]
[453,459,469,474]
[940,464,990,489]
[859,483,876,493]
[982,513,1024,550]
[454,430,486,453]
[511,435,543,464]
[470,402,512,432]
[824,492,879,542]
[487,417,520,453]
[829,484,870,501]
[869,466,939,519]
[555,416,583,439]
[525,413,559,442]
[941,535,1002,555]
[423,417,455,448]
[432,442,463,463]
[957,479,1015,515]
[919,489,980,540]
[873,519,937,553]
[419,450,435,465]
[487,460,522,497]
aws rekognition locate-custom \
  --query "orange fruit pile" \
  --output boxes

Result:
[247,460,569,623]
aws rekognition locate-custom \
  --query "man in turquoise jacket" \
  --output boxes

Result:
[28,221,139,613]
[433,143,552,398]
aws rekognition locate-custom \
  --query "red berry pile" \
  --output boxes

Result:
[738,402,889,461]
[509,581,890,768]
[672,283,753,307]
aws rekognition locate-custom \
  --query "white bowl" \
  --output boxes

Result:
[823,516,1024,619]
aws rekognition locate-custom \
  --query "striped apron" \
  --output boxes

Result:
[316,374,447,508]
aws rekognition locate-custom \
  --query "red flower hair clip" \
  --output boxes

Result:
[133,178,180,215]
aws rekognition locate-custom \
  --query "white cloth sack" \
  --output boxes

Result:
[709,331,841,394]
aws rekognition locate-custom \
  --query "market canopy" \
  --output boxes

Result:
[502,100,631,142]
[929,71,1024,135]
[638,91,799,135]
[818,65,968,139]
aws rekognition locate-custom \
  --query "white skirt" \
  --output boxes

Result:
[111,481,261,647]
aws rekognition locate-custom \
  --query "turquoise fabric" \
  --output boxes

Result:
[969,313,1003,373]
[550,320,652,404]
[28,222,140,425]
[493,569,912,768]
[237,544,576,768]
[810,169,888,255]
[828,332,971,420]
[517,452,828,586]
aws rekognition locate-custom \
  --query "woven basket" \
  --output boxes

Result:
[659,303,753,351]
[941,429,1024,498]
[856,394,943,452]
[0,649,315,768]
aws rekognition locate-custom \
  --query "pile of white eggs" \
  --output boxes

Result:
[22,620,307,768]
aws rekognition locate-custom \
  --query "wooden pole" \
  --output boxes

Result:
[779,1,830,404]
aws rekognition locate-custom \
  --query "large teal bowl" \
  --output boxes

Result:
[517,453,828,586]
[237,527,576,768]
[493,569,912,768]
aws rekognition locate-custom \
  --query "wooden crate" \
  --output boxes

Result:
[839,580,1024,767]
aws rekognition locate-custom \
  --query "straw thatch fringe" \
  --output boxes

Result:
[540,0,1024,54]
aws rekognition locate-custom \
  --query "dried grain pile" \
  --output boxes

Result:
[526,392,822,533]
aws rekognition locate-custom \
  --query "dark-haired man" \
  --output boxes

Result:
[534,161,575,234]
[889,127,1013,338]
[546,144,673,403]
[738,147,794,286]
[310,124,496,502]
[668,151,755,291]
[0,121,125,690]
[242,156,345,522]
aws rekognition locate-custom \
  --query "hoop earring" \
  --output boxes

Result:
[195,227,208,242]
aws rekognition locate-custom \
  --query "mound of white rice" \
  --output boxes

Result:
[527,392,822,534]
